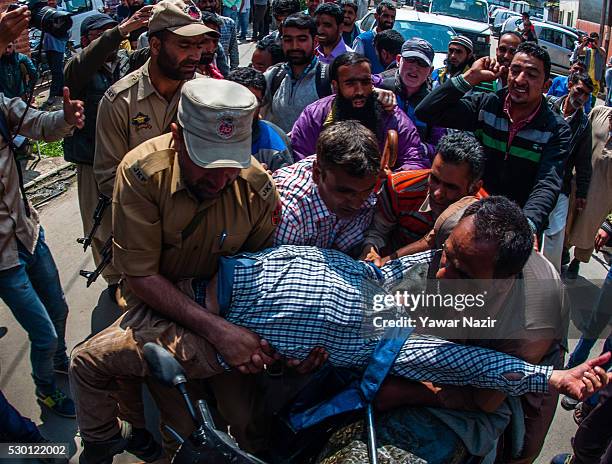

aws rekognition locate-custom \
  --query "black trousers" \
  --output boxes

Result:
[252,4,267,40]
[573,383,612,463]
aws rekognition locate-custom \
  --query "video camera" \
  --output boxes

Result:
[7,0,72,38]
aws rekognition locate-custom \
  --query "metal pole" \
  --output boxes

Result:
[365,404,378,464]
[600,0,607,41]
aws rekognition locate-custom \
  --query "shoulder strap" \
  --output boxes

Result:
[315,62,332,98]
[270,63,288,98]
[0,110,30,217]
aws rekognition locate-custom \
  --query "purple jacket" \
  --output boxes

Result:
[290,95,430,171]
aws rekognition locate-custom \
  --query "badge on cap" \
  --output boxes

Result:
[216,115,235,140]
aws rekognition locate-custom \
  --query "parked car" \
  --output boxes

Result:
[491,9,519,36]
[428,0,492,57]
[501,17,578,75]
[414,0,431,12]
[58,0,106,48]
[357,9,457,69]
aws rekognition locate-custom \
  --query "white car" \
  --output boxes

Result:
[357,9,457,69]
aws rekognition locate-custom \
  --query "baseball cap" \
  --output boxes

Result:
[80,13,117,36]
[149,0,219,37]
[401,38,435,67]
[177,79,258,169]
[449,35,474,53]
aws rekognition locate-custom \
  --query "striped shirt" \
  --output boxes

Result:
[217,14,239,69]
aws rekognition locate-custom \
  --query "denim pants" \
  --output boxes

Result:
[0,229,69,395]
[0,390,43,441]
[45,50,65,98]
[222,6,238,23]
[237,10,250,39]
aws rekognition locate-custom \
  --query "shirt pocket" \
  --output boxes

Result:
[211,232,250,255]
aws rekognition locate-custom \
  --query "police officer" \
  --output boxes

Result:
[91,0,219,282]
[71,79,280,463]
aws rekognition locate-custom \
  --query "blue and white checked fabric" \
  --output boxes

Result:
[219,246,552,396]
[217,14,239,69]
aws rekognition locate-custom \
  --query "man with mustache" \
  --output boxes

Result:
[196,0,239,69]
[352,0,396,74]
[340,0,361,47]
[548,59,592,113]
[432,35,475,87]
[291,52,427,170]
[477,31,523,93]
[416,42,572,236]
[314,3,353,65]
[198,12,226,78]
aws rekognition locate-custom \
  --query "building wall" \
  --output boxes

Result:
[559,0,580,27]
[578,0,603,24]
[0,1,31,55]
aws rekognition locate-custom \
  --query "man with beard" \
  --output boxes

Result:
[93,0,219,285]
[198,12,226,78]
[291,52,427,170]
[340,0,361,47]
[314,3,353,65]
[548,59,592,113]
[542,73,593,272]
[352,1,396,74]
[372,29,403,75]
[416,42,571,236]
[432,35,474,87]
[63,10,151,291]
[196,0,239,69]
[228,67,293,171]
[477,31,523,93]
[0,41,36,99]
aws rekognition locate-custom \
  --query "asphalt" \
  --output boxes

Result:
[0,37,610,464]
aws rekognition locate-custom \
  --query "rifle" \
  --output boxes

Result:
[79,236,112,287]
[77,194,111,251]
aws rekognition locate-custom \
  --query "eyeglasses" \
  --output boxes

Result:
[403,57,429,68]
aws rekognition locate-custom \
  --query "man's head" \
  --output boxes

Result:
[569,59,586,75]
[314,121,381,218]
[196,0,217,13]
[521,11,530,24]
[148,0,220,80]
[306,0,321,16]
[589,31,599,47]
[437,196,534,280]
[496,31,523,67]
[172,79,257,199]
[227,66,266,121]
[272,0,301,29]
[252,35,285,72]
[373,29,403,69]
[397,38,434,91]
[374,1,396,31]
[567,72,594,110]
[282,13,316,66]
[446,35,474,74]
[200,11,222,64]
[341,0,358,28]
[2,42,14,57]
[428,133,485,217]
[80,13,117,52]
[507,41,551,106]
[314,3,344,48]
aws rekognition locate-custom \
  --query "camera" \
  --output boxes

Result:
[8,0,72,38]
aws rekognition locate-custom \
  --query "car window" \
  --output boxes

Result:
[63,0,94,14]
[361,13,376,31]
[394,20,455,52]
[539,27,563,47]
[430,0,488,23]
[563,33,578,51]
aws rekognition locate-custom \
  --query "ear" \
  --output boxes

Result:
[80,36,88,48]
[149,35,161,57]
[469,179,483,195]
[543,77,552,93]
[395,54,401,65]
[331,79,338,94]
[170,123,182,149]
[312,159,322,185]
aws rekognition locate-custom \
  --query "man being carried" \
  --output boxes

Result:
[313,3,353,65]
[416,42,571,235]
[352,1,396,74]
[432,35,474,87]
[291,52,427,170]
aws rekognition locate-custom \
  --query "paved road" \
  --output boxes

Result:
[1,38,610,464]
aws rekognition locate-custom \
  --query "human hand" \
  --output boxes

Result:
[0,6,30,49]
[62,87,85,129]
[594,227,609,251]
[118,4,153,36]
[285,347,328,374]
[376,89,397,113]
[464,57,505,86]
[549,352,612,401]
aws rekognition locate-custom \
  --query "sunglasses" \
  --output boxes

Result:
[403,57,429,68]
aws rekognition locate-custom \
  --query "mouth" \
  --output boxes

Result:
[511,87,528,96]
[352,97,366,107]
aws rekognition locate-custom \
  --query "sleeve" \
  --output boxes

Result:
[22,56,38,93]
[112,160,162,276]
[64,26,125,98]
[522,120,571,233]
[546,78,559,96]
[228,21,239,70]
[4,95,73,141]
[215,43,230,77]
[94,95,130,198]
[290,106,320,162]
[415,77,485,132]
[242,184,281,250]
[352,36,365,55]
[273,211,305,246]
[574,121,593,199]
[393,108,431,171]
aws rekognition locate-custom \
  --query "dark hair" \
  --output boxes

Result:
[521,11,529,17]
[256,35,285,65]
[515,41,551,80]
[228,67,267,98]
[436,133,485,184]
[499,30,524,43]
[376,0,395,15]
[590,31,599,39]
[314,3,345,25]
[202,11,222,30]
[272,0,301,17]
[330,52,371,81]
[341,0,358,14]
[282,13,317,38]
[569,72,595,93]
[373,29,404,57]
[461,196,534,277]
[317,120,381,178]
[148,29,168,42]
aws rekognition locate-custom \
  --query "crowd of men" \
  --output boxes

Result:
[1,0,612,463]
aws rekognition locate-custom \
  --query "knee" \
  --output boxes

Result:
[31,330,58,354]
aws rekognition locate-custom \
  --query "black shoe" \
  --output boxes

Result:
[561,248,570,266]
[36,388,76,418]
[560,395,579,410]
[565,259,580,280]
[80,422,162,464]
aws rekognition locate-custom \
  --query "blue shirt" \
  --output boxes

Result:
[43,33,67,53]
[547,76,592,113]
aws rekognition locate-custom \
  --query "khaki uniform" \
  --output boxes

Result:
[91,61,187,282]
[71,133,279,448]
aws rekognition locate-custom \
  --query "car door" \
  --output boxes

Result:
[359,12,376,31]
[538,26,568,75]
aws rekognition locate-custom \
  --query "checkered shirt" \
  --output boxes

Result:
[272,156,378,252]
[219,246,552,397]
[217,14,239,69]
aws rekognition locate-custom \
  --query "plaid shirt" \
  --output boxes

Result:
[272,156,377,252]
[217,14,239,69]
[216,246,552,397]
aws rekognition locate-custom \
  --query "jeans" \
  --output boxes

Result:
[0,229,69,395]
[605,67,612,106]
[0,390,43,441]
[222,6,238,23]
[45,50,64,98]
[237,10,249,39]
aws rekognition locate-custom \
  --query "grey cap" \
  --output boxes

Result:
[177,79,258,169]
[449,35,474,53]
[401,38,435,66]
[80,13,117,36]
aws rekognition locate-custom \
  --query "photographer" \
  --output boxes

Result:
[572,32,606,106]
[0,5,86,417]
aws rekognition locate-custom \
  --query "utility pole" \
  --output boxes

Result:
[599,0,607,41]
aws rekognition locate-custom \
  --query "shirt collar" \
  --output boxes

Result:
[503,93,542,127]
[419,194,432,213]
[315,39,348,60]
[137,60,158,101]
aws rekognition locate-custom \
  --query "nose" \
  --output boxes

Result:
[432,185,445,202]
